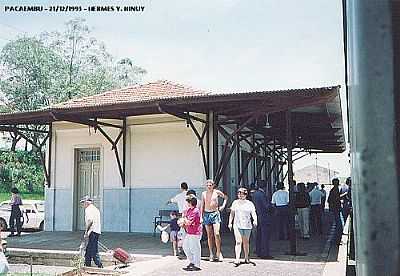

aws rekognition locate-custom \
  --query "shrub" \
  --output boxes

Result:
[0,150,45,194]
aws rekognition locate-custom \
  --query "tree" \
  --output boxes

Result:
[40,18,146,101]
[0,18,146,190]
[0,18,147,151]
[0,37,64,150]
[0,150,44,193]
[0,37,65,110]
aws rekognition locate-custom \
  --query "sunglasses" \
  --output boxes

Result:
[237,191,247,195]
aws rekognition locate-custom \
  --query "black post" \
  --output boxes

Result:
[122,118,127,187]
[286,110,299,255]
[47,123,53,188]
[236,123,241,188]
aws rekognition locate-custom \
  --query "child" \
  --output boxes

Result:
[181,195,202,271]
[169,211,180,256]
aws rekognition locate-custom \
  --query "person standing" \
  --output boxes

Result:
[328,178,343,245]
[80,196,103,268]
[168,211,180,256]
[228,187,258,266]
[167,182,189,214]
[309,183,323,235]
[340,177,352,223]
[8,188,22,237]
[320,184,327,212]
[271,182,289,240]
[181,195,202,271]
[201,179,228,262]
[295,183,311,239]
[251,185,274,259]
[167,182,189,258]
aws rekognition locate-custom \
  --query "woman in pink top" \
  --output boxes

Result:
[181,195,202,271]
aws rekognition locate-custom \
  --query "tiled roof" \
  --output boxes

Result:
[52,80,338,110]
[52,80,210,109]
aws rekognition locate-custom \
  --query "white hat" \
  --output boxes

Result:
[79,195,93,203]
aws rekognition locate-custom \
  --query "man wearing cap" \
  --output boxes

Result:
[80,196,103,268]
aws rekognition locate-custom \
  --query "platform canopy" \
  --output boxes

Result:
[0,80,345,153]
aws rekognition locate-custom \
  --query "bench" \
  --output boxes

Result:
[153,209,179,237]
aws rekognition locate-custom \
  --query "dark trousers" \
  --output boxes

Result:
[9,210,22,235]
[332,210,343,244]
[341,203,351,224]
[276,206,289,240]
[85,232,103,268]
[310,204,322,234]
[256,222,271,257]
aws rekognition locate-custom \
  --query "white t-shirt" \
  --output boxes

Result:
[171,191,187,213]
[271,190,289,206]
[85,204,101,235]
[230,199,257,229]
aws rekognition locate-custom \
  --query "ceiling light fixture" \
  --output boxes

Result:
[265,113,272,129]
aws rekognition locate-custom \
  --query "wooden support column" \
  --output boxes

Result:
[122,118,127,187]
[236,123,241,189]
[206,113,210,179]
[286,110,302,255]
[47,123,53,188]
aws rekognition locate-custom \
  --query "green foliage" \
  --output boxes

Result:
[0,17,147,110]
[0,150,44,194]
[0,192,44,203]
[0,37,65,111]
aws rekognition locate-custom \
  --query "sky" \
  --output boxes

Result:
[0,0,350,176]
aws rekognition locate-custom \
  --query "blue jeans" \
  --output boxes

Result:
[85,232,103,268]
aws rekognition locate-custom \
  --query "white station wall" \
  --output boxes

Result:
[131,121,206,188]
[54,127,122,190]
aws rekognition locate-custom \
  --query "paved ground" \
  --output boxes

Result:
[126,256,327,276]
[8,264,71,275]
[4,212,341,275]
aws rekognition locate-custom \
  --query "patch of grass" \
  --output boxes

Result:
[0,192,44,203]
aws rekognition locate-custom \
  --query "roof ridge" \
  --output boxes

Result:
[210,85,340,95]
[51,80,210,109]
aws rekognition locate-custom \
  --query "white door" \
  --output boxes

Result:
[76,149,101,231]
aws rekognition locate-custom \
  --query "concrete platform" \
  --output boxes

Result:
[5,229,331,263]
[3,212,345,275]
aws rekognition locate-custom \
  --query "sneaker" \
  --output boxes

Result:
[218,253,224,262]
[234,261,240,267]
[209,254,214,261]
[183,266,201,271]
[192,266,201,271]
[186,263,194,268]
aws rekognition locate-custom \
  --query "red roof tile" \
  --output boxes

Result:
[52,80,210,109]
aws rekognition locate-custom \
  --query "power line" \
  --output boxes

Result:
[0,22,25,34]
